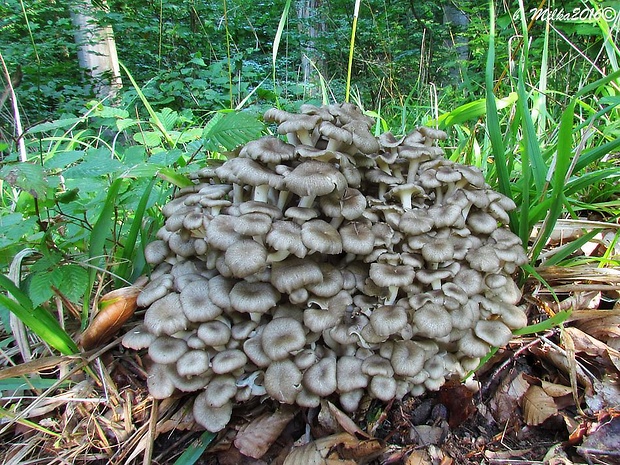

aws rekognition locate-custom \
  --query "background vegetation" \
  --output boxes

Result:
[0,0,618,460]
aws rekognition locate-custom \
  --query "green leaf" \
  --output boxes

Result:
[28,269,62,308]
[173,430,216,465]
[43,150,85,170]
[95,106,129,119]
[117,118,138,132]
[157,168,193,188]
[513,310,571,336]
[154,108,179,131]
[0,163,48,199]
[58,265,89,302]
[133,131,163,147]
[63,149,124,179]
[0,275,78,355]
[0,377,71,392]
[437,93,518,129]
[28,118,85,134]
[202,111,264,152]
[84,178,123,327]
[115,179,156,283]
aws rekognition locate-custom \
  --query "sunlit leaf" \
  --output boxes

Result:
[202,111,264,152]
[0,163,48,199]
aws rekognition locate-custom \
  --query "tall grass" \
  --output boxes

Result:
[438,1,620,271]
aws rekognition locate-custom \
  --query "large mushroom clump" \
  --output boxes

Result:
[123,103,528,432]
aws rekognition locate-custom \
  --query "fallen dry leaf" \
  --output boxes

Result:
[80,286,141,350]
[282,432,382,465]
[437,380,476,427]
[490,370,530,424]
[234,406,297,459]
[541,380,573,398]
[326,401,372,438]
[578,416,620,462]
[406,449,432,465]
[521,385,558,426]
[565,326,620,373]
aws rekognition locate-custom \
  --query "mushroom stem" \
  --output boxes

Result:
[277,190,290,210]
[295,130,314,146]
[385,286,399,305]
[267,249,291,263]
[330,216,344,229]
[407,161,420,183]
[434,187,444,205]
[298,194,317,209]
[253,184,271,203]
[233,184,245,204]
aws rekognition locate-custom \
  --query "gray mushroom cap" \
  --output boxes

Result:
[193,392,233,432]
[261,317,307,361]
[284,160,347,199]
[229,281,281,315]
[144,293,189,336]
[148,336,188,364]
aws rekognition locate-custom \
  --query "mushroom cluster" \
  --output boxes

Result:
[123,103,528,432]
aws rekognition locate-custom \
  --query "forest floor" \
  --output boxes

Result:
[1,228,620,465]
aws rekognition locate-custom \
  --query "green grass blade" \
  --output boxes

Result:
[485,0,517,230]
[0,275,78,355]
[517,70,546,195]
[513,310,571,336]
[84,178,123,328]
[119,62,175,148]
[115,179,156,284]
[272,0,292,107]
[542,229,601,267]
[345,0,361,103]
[173,431,216,465]
[437,93,518,129]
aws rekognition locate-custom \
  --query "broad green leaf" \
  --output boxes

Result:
[0,275,78,355]
[150,148,184,166]
[153,108,179,131]
[63,149,124,179]
[28,118,85,134]
[43,150,85,170]
[0,163,48,199]
[120,163,165,179]
[95,106,129,119]
[437,93,518,129]
[202,111,264,152]
[58,265,89,302]
[157,168,193,188]
[116,118,138,132]
[173,128,203,144]
[0,214,38,250]
[133,131,163,147]
[28,269,62,308]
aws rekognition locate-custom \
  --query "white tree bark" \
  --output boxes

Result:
[443,2,470,85]
[70,0,122,100]
[296,0,325,95]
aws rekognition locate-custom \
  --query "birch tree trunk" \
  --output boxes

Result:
[70,0,122,100]
[296,0,325,96]
[443,2,469,85]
